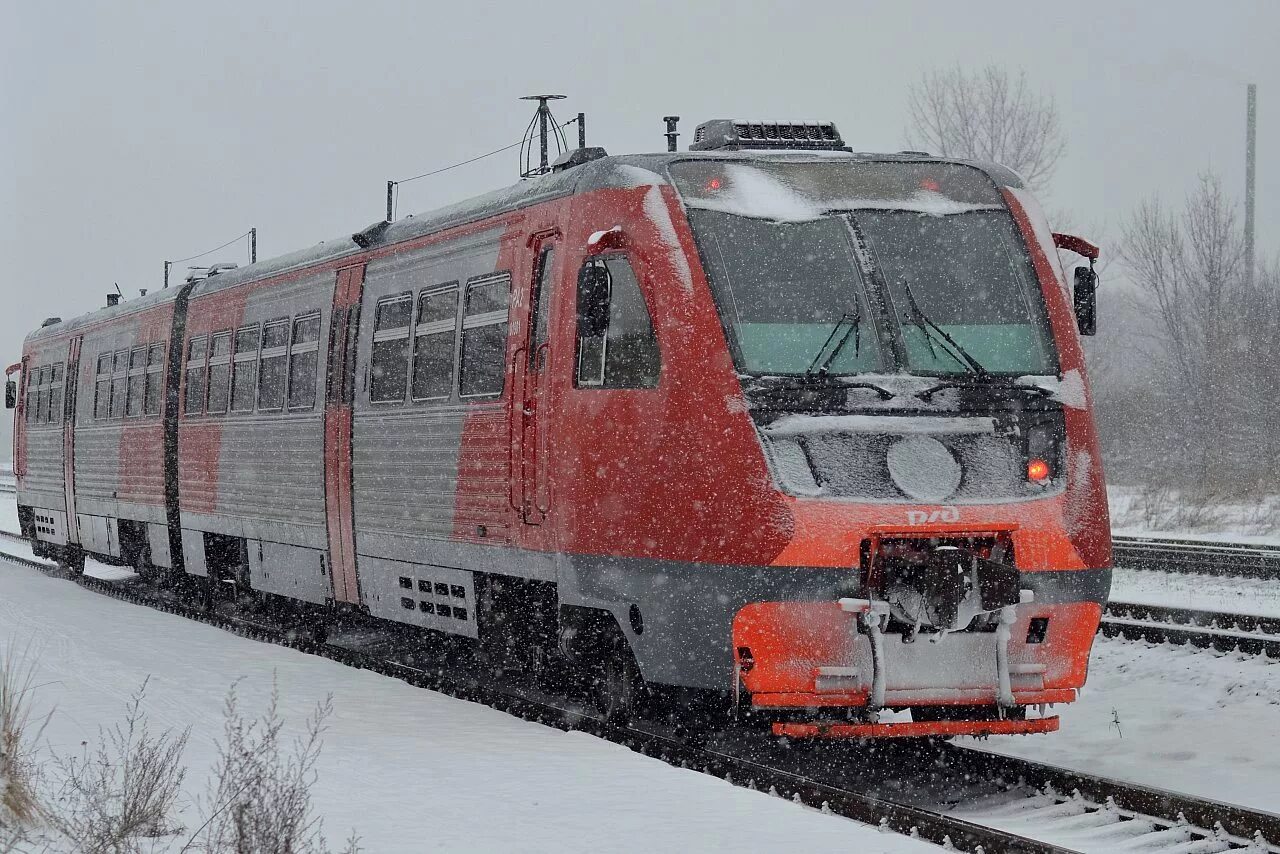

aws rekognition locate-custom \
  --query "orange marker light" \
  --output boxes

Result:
[705,177,722,191]
[1027,458,1051,482]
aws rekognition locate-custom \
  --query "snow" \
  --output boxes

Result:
[765,414,995,437]
[969,633,1280,815]
[682,163,1003,223]
[608,164,666,188]
[1108,485,1280,546]
[0,554,937,853]
[1110,567,1280,618]
[1016,369,1087,409]
[641,185,694,294]
[885,436,962,503]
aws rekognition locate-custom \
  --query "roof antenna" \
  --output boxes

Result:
[519,94,568,178]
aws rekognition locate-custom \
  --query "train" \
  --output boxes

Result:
[8,118,1109,738]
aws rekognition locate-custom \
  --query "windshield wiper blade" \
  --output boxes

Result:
[805,311,862,376]
[897,277,988,377]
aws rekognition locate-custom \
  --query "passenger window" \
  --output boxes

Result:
[35,366,50,425]
[257,320,290,411]
[126,347,146,417]
[110,350,128,419]
[412,285,458,401]
[370,294,412,404]
[95,354,112,419]
[144,343,166,416]
[206,332,232,414]
[287,313,321,410]
[48,363,63,424]
[459,274,510,398]
[231,325,259,412]
[184,335,208,415]
[530,248,556,370]
[574,257,660,389]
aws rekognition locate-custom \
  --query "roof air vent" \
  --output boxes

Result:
[41,317,62,328]
[352,219,391,249]
[689,120,849,152]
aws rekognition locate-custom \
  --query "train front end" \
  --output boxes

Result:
[669,137,1110,738]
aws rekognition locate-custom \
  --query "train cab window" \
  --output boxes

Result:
[110,350,128,419]
[144,343,165,416]
[206,332,232,414]
[24,367,36,424]
[184,335,208,415]
[47,363,63,424]
[126,347,147,417]
[459,274,510,398]
[257,320,290,411]
[287,313,321,410]
[95,354,112,419]
[411,284,458,401]
[530,248,556,370]
[371,294,413,404]
[231,325,260,412]
[574,256,660,389]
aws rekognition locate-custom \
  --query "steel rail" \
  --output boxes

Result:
[1101,600,1280,658]
[1114,534,1280,580]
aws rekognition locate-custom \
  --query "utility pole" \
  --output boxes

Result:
[1245,83,1257,288]
[249,227,257,264]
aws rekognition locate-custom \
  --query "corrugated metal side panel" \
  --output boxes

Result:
[20,427,65,508]
[73,424,121,502]
[453,404,511,542]
[353,407,464,541]
[213,415,326,529]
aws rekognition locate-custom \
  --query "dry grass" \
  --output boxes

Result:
[0,645,46,830]
[44,677,190,853]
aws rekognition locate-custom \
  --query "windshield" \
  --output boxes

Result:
[672,160,1059,378]
[690,211,881,375]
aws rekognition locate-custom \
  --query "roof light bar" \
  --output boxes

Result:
[689,119,849,152]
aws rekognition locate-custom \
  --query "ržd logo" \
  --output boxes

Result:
[906,507,960,525]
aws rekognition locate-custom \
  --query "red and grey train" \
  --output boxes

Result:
[10,119,1109,738]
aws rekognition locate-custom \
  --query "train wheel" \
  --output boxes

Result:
[599,649,644,727]
[58,548,85,577]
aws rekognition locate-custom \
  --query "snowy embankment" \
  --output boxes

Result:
[1109,485,1280,546]
[0,557,935,852]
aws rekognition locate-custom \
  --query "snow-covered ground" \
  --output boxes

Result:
[1109,485,1280,546]
[0,558,938,853]
[970,634,1280,814]
[1110,567,1280,617]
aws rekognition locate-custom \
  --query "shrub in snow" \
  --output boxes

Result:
[1,645,44,832]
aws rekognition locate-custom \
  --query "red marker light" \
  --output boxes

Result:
[705,177,722,191]
[1027,458,1051,482]
[919,178,941,192]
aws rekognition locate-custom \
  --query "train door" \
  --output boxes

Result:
[63,336,82,546]
[516,232,559,524]
[324,264,365,603]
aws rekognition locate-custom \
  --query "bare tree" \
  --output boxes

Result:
[1117,173,1280,493]
[906,66,1066,191]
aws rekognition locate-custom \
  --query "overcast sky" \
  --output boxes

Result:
[2,0,1276,360]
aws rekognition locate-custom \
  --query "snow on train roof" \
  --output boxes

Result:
[27,149,1022,343]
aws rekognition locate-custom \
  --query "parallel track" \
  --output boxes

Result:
[1102,601,1280,658]
[1114,534,1280,580]
[2,530,1277,852]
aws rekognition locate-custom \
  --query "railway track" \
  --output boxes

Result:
[1102,601,1280,658]
[2,531,1277,852]
[1114,534,1280,580]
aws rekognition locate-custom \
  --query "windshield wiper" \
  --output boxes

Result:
[897,277,988,377]
[805,311,862,376]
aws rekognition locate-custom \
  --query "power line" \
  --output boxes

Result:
[170,230,253,265]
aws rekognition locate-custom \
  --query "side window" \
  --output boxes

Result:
[35,366,50,425]
[48,363,63,424]
[287,313,321,410]
[144,343,166,416]
[184,335,208,415]
[257,320,289,411]
[459,274,510,398]
[206,332,232,414]
[24,366,36,424]
[126,347,146,417]
[412,284,458,401]
[530,248,556,370]
[110,350,128,419]
[95,354,112,419]
[370,294,412,404]
[231,325,259,412]
[574,256,660,389]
